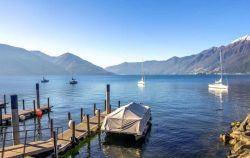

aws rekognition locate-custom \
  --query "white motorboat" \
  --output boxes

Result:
[101,102,151,140]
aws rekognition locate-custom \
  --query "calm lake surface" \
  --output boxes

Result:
[1,75,250,158]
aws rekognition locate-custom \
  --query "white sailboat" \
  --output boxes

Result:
[138,62,145,87]
[208,50,228,90]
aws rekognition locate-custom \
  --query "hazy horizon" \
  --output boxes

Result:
[0,0,250,67]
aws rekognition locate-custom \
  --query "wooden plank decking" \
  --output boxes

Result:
[0,140,56,158]
[1,105,50,125]
[0,112,107,158]
[56,113,106,152]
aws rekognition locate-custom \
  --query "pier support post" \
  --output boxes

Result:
[71,121,78,144]
[47,97,50,110]
[97,109,100,129]
[104,100,106,112]
[80,108,83,122]
[22,99,25,110]
[33,100,36,115]
[53,131,58,158]
[50,119,54,138]
[118,100,120,108]
[93,103,96,116]
[68,112,71,121]
[0,108,2,126]
[87,114,90,135]
[106,84,111,114]
[4,94,6,114]
[11,95,20,145]
[36,83,40,109]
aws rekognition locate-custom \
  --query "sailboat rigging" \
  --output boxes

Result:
[138,61,145,87]
[208,50,228,90]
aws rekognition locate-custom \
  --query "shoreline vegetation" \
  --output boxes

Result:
[220,114,250,158]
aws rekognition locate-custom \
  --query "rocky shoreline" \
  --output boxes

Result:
[220,114,250,158]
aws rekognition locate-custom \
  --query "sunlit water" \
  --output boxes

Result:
[1,75,250,158]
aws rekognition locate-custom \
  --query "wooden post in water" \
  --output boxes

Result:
[106,84,111,114]
[97,109,100,129]
[53,131,58,158]
[87,114,90,135]
[4,94,6,114]
[0,108,2,126]
[50,119,54,138]
[33,100,36,115]
[11,95,20,145]
[118,100,120,108]
[36,83,40,109]
[104,99,106,112]
[22,99,25,110]
[93,103,96,116]
[80,108,83,122]
[68,112,71,121]
[47,97,50,110]
[71,121,76,143]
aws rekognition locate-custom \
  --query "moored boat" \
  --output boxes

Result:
[69,77,78,84]
[101,102,151,140]
[208,50,228,90]
[41,76,49,83]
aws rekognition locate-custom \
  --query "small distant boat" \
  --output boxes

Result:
[101,102,151,141]
[138,62,145,87]
[69,77,78,85]
[41,76,49,83]
[208,50,228,90]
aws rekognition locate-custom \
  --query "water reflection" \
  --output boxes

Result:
[208,88,228,103]
[102,126,151,158]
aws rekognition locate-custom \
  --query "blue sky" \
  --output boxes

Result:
[0,0,249,67]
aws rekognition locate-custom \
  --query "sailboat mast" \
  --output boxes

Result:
[220,50,223,81]
[141,61,144,80]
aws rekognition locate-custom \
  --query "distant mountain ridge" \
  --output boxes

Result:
[0,44,112,75]
[106,35,250,75]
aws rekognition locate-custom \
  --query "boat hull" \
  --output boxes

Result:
[208,84,228,90]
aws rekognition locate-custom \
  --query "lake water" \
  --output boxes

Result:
[1,75,250,158]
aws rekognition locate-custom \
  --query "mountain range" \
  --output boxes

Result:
[0,44,112,75]
[1,35,250,75]
[106,35,250,75]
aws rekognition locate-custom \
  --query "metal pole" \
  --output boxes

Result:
[11,95,20,145]
[23,130,28,157]
[1,128,6,158]
[36,83,40,109]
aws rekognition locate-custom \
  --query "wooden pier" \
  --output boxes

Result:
[1,104,51,126]
[0,84,114,158]
[0,110,107,158]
